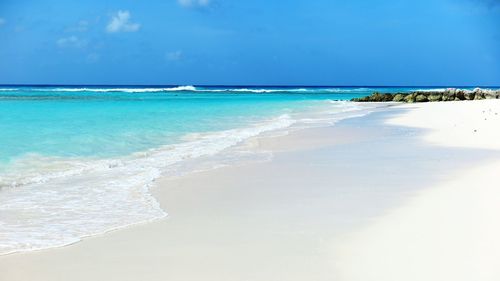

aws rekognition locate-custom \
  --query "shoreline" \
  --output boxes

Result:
[0,101,385,256]
[1,100,500,280]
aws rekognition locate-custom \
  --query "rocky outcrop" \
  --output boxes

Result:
[415,94,428,102]
[352,88,500,103]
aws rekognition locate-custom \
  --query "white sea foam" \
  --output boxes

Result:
[48,86,299,93]
[325,88,371,93]
[201,88,309,93]
[413,88,447,92]
[44,86,197,93]
[164,85,197,91]
[294,101,376,127]
[1,87,463,94]
[17,86,377,94]
[0,114,296,255]
[0,101,377,255]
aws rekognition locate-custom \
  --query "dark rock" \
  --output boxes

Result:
[474,88,485,100]
[383,93,394,101]
[370,93,384,102]
[393,94,405,102]
[404,94,416,103]
[484,91,499,99]
[464,91,475,100]
[415,94,428,102]
[428,93,442,102]
[351,88,499,103]
[351,96,368,102]
[442,89,455,101]
[455,90,465,100]
[475,94,485,100]
[414,91,430,97]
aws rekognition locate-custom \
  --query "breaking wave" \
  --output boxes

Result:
[0,114,296,255]
[0,86,376,94]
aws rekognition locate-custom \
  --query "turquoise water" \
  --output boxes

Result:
[0,86,375,164]
[0,85,450,255]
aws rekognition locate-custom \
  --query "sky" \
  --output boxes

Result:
[0,0,499,86]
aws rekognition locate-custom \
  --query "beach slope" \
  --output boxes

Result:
[334,100,500,281]
[1,100,500,281]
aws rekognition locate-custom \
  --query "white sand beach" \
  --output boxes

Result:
[1,100,500,281]
[334,100,500,281]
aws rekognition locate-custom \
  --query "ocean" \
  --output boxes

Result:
[0,85,449,254]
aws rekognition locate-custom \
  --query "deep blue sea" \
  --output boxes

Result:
[0,85,473,254]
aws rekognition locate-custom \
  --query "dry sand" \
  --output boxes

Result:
[334,100,500,281]
[1,100,499,281]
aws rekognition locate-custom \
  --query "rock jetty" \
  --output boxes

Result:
[352,88,500,103]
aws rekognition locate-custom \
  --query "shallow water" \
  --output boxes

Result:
[0,85,446,254]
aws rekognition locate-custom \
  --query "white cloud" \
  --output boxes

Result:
[57,36,88,48]
[106,10,140,33]
[166,50,183,61]
[178,0,212,8]
[0,18,6,26]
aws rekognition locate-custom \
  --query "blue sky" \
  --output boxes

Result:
[0,0,499,85]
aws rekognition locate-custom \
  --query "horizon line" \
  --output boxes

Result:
[1,84,499,88]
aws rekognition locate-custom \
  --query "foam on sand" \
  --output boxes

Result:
[0,101,376,255]
[0,114,295,255]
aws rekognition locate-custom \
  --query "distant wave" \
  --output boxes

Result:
[413,88,447,92]
[1,87,483,94]
[0,86,378,94]
[46,86,198,93]
[325,88,372,93]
